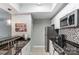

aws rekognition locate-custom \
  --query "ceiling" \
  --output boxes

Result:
[31,3,68,20]
[18,3,68,20]
[0,3,68,20]
[19,3,54,13]
[32,12,53,20]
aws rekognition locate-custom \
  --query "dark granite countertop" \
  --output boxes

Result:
[50,39,79,55]
[5,39,30,55]
[0,36,20,42]
[63,40,79,55]
[0,36,31,55]
[14,39,30,55]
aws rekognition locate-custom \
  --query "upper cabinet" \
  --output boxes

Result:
[60,9,79,28]
[60,16,68,27]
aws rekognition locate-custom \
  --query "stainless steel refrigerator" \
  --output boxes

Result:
[45,25,58,52]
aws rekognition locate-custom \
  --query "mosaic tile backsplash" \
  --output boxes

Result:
[59,27,79,44]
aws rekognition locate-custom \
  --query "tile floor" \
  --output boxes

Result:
[31,47,49,55]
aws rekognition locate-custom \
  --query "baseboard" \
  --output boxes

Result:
[32,45,45,48]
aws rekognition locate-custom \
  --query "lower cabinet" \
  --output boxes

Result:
[49,40,54,55]
[18,52,22,55]
[49,40,59,55]
[53,51,59,55]
[21,41,31,55]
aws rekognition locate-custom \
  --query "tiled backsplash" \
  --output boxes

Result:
[59,27,79,44]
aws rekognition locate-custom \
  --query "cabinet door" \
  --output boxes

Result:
[54,51,59,55]
[60,17,68,27]
[21,41,31,55]
[49,40,54,55]
[18,52,22,55]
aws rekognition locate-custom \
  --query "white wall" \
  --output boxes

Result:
[0,20,11,39]
[32,19,50,47]
[11,14,32,38]
[51,3,79,29]
[0,8,11,40]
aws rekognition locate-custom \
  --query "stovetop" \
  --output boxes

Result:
[53,40,79,55]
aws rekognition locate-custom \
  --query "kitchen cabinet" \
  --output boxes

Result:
[21,41,31,55]
[49,40,59,55]
[54,51,59,55]
[60,16,68,27]
[49,40,54,55]
[18,52,22,55]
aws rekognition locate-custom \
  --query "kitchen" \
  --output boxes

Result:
[0,3,79,55]
[50,4,79,55]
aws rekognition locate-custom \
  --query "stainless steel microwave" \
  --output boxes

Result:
[60,9,79,28]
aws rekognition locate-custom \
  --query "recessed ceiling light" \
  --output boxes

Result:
[37,3,42,6]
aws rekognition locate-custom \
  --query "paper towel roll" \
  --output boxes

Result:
[24,34,28,40]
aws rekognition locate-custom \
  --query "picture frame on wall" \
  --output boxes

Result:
[15,23,27,32]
